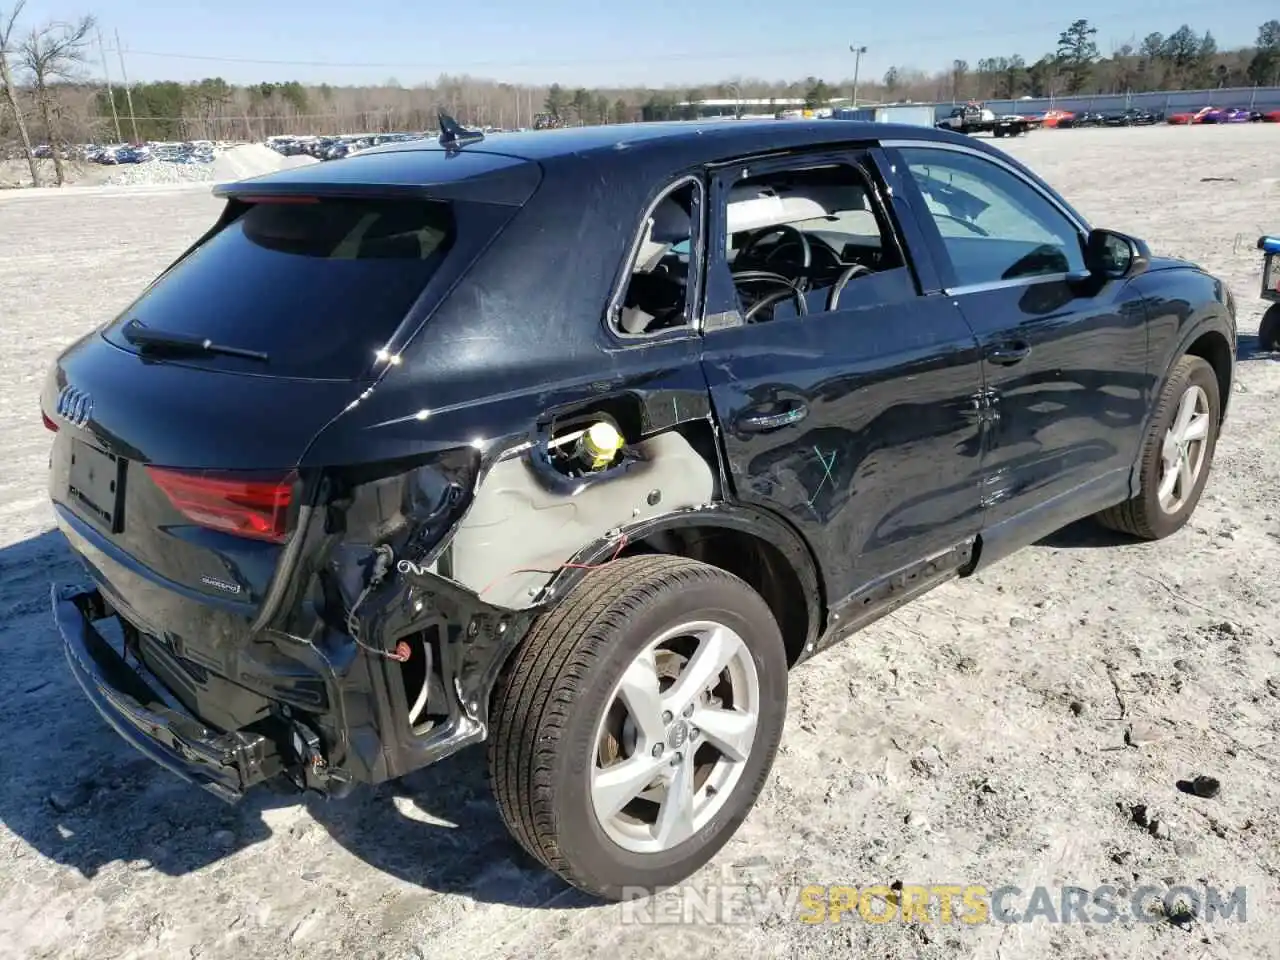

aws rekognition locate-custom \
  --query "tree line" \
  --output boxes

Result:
[2,8,1279,187]
[1,0,94,184]
[943,18,1280,103]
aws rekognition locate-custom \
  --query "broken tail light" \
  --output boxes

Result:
[42,411,58,432]
[147,467,296,543]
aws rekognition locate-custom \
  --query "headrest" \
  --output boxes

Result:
[725,182,867,234]
[648,197,691,244]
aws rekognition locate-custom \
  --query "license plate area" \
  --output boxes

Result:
[69,439,126,534]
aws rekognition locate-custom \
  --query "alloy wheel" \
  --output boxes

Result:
[590,620,760,854]
[1158,383,1211,514]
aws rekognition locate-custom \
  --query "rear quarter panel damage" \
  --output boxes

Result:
[446,430,716,608]
[301,416,720,780]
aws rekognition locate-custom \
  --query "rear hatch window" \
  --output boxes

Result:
[102,196,456,380]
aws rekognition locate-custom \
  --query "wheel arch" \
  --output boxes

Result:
[539,503,826,668]
[1126,313,1233,500]
[1184,327,1234,423]
[1145,303,1234,431]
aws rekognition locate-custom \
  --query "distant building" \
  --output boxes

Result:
[645,97,851,122]
[831,103,937,127]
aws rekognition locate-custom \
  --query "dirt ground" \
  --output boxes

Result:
[0,124,1277,960]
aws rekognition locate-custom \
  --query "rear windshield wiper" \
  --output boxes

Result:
[122,320,270,362]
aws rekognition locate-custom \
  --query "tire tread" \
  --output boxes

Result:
[487,554,758,892]
[1096,354,1216,539]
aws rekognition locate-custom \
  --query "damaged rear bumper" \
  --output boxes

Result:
[53,583,285,802]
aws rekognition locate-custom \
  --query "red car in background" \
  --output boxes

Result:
[1169,106,1272,124]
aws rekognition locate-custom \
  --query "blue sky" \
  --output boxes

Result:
[16,0,1277,87]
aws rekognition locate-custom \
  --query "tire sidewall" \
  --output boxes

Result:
[1259,303,1280,351]
[1140,357,1221,537]
[552,571,788,899]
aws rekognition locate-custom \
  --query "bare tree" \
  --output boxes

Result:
[20,13,94,185]
[0,0,39,185]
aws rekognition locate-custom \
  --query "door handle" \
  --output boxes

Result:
[738,400,809,433]
[987,341,1032,366]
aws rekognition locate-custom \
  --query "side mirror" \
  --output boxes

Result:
[1084,228,1150,279]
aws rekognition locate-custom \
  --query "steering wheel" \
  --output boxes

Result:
[934,213,990,237]
[732,270,807,324]
[827,264,874,311]
[731,268,796,288]
[737,224,813,272]
[744,287,808,324]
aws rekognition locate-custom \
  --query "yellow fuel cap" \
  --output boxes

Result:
[580,421,623,469]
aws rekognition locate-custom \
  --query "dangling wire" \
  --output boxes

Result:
[345,544,411,662]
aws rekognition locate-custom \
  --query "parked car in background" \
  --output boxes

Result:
[1071,110,1107,127]
[936,102,1036,137]
[1102,107,1159,126]
[115,146,153,164]
[44,116,1238,901]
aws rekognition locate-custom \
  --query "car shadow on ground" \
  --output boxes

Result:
[1237,332,1277,362]
[1036,517,1137,549]
[304,755,596,909]
[0,527,588,908]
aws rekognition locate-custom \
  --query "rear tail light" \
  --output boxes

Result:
[147,467,296,543]
[42,411,58,432]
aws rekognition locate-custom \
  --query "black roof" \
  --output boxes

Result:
[219,119,986,200]
[369,118,964,162]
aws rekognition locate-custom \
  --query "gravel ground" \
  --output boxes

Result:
[0,145,316,190]
[0,157,100,188]
[0,124,1278,960]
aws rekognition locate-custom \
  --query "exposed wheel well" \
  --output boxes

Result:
[621,525,813,666]
[1185,330,1232,421]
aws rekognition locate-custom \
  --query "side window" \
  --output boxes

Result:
[611,179,700,337]
[718,161,915,325]
[898,147,1086,287]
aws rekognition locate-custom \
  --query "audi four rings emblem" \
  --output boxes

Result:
[56,385,93,427]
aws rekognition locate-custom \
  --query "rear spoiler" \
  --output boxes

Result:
[212,151,543,207]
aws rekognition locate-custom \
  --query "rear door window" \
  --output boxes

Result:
[103,197,457,380]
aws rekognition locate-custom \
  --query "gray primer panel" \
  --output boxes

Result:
[449,431,715,609]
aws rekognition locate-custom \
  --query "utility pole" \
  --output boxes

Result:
[850,45,867,110]
[95,26,122,142]
[114,29,140,143]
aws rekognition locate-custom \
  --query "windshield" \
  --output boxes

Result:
[103,197,457,380]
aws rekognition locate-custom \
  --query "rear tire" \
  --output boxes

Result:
[1095,354,1221,540]
[487,555,788,900]
[1259,303,1280,351]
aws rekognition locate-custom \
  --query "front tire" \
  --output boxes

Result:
[1096,354,1221,539]
[487,555,788,900]
[1259,303,1280,351]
